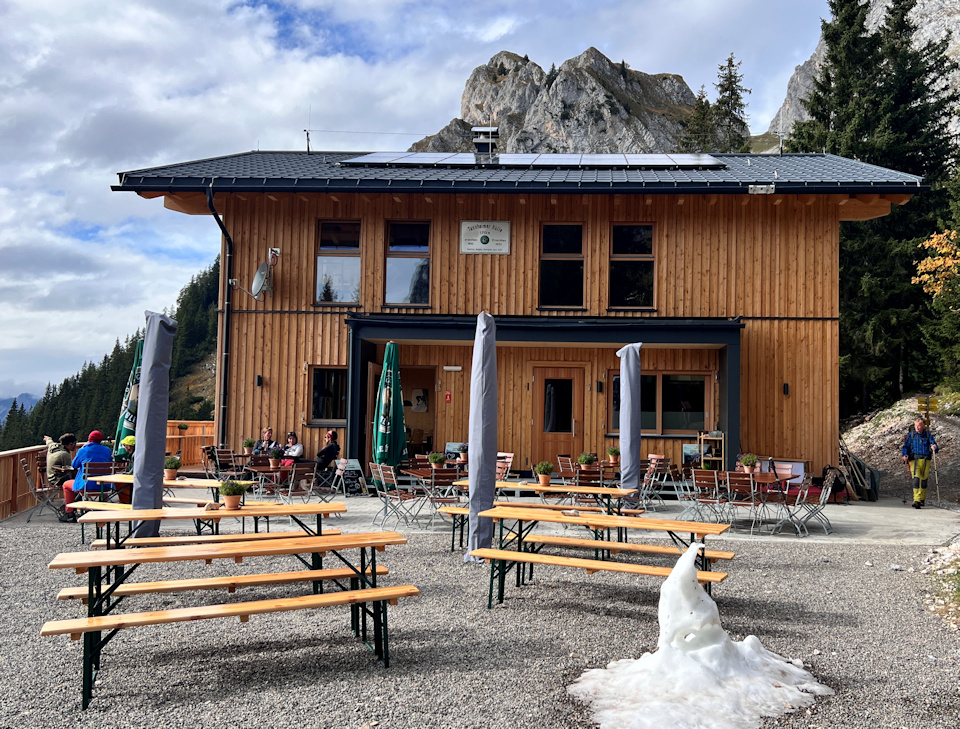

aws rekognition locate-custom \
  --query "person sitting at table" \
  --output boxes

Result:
[316,430,341,470]
[253,426,279,455]
[110,435,136,504]
[47,433,78,522]
[63,430,113,519]
[276,431,304,483]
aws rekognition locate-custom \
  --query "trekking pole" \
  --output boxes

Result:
[932,448,941,506]
[903,458,913,504]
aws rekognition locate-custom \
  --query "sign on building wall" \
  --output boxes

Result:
[460,221,511,254]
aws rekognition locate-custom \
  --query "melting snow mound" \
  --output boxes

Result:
[568,543,833,729]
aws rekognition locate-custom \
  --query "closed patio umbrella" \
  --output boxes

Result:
[466,312,497,562]
[373,341,407,467]
[616,342,643,495]
[113,338,143,458]
[131,311,177,537]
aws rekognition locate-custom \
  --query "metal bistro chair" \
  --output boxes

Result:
[420,467,462,529]
[684,469,726,522]
[725,471,769,534]
[213,448,245,481]
[78,462,126,503]
[20,457,65,522]
[370,463,421,528]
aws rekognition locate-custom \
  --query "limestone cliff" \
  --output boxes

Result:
[410,48,696,154]
[768,0,960,136]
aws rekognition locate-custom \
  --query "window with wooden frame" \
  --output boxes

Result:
[315,221,361,304]
[608,371,708,434]
[385,221,430,305]
[609,224,654,308]
[310,367,348,425]
[539,223,584,308]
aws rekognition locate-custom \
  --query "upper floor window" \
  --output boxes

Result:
[310,367,348,424]
[385,222,430,305]
[316,221,361,304]
[609,224,654,308]
[540,224,584,308]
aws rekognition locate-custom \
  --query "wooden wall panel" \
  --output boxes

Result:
[215,191,842,471]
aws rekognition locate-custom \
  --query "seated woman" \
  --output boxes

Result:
[316,430,341,470]
[253,427,279,455]
[277,431,304,482]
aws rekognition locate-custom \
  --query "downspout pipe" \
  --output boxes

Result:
[206,182,233,448]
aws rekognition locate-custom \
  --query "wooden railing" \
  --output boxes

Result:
[0,421,215,519]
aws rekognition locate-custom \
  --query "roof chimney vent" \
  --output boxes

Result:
[472,126,499,163]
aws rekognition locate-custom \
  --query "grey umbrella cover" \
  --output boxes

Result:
[131,311,178,537]
[616,342,643,494]
[466,311,498,562]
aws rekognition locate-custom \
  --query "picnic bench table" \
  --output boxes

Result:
[43,529,415,708]
[471,505,731,607]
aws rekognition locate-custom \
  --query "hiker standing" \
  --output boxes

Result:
[902,418,939,509]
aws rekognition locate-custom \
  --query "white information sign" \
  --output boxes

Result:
[460,221,511,254]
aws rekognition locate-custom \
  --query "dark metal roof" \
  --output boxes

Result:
[113,150,926,196]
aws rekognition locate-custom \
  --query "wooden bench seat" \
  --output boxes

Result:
[70,501,133,511]
[521,534,735,564]
[88,529,341,549]
[162,496,273,507]
[470,547,727,608]
[57,565,387,602]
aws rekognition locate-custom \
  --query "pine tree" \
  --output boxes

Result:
[676,86,716,153]
[544,63,558,89]
[712,53,751,152]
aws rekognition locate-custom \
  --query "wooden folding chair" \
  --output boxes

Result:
[20,457,65,522]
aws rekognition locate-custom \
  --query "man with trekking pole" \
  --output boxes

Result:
[902,418,939,509]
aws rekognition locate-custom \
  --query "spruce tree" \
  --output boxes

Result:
[676,86,716,153]
[713,53,751,152]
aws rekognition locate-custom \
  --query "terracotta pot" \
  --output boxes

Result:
[743,465,756,474]
[608,455,619,465]
[269,459,281,468]
[244,447,253,455]
[163,469,178,480]
[431,462,442,469]
[222,494,242,510]
[537,473,551,486]
[458,454,468,463]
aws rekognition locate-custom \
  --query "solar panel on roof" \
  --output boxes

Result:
[498,154,541,166]
[342,153,409,164]
[532,154,582,166]
[666,154,723,168]
[581,154,629,166]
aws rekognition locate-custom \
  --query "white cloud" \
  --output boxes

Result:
[0,0,826,396]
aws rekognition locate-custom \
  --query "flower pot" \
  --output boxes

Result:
[431,462,442,469]
[163,469,178,480]
[244,447,253,455]
[743,465,756,474]
[458,454,468,463]
[269,459,281,468]
[222,494,242,510]
[608,455,619,465]
[537,473,551,486]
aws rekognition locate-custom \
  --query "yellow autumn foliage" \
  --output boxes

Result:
[914,229,960,298]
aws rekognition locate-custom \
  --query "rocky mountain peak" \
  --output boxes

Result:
[411,47,696,154]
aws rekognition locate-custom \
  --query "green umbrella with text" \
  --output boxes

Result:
[114,338,143,458]
[373,341,407,467]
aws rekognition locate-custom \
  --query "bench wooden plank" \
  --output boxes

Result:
[162,497,273,507]
[522,535,735,563]
[49,532,407,572]
[57,565,389,602]
[89,529,342,549]
[41,584,421,638]
[470,548,727,583]
[438,502,644,516]
[70,501,134,511]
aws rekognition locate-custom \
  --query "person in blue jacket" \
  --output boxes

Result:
[902,418,939,509]
[61,430,114,520]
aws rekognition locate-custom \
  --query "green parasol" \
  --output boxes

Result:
[114,338,143,458]
[373,341,407,466]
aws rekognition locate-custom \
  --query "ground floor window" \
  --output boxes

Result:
[310,367,348,424]
[609,371,707,434]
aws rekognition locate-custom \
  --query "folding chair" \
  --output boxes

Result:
[683,469,726,522]
[276,462,319,506]
[78,462,124,502]
[496,452,514,480]
[771,474,812,537]
[555,455,576,485]
[213,448,245,481]
[725,471,770,534]
[420,467,462,528]
[797,472,834,535]
[370,463,421,527]
[20,457,65,522]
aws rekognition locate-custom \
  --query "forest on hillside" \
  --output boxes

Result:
[0,260,219,450]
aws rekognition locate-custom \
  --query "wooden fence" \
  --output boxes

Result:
[0,421,215,520]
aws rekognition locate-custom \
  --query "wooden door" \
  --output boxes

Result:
[532,367,584,467]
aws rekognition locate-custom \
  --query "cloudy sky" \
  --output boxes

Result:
[0,0,827,398]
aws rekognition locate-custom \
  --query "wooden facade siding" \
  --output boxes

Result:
[214,191,841,470]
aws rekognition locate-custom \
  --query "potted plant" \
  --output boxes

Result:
[163,456,181,480]
[428,451,446,469]
[268,448,283,469]
[577,453,597,466]
[242,438,255,455]
[606,446,620,465]
[739,452,759,474]
[533,461,555,486]
[457,443,469,463]
[177,423,189,431]
[219,480,246,510]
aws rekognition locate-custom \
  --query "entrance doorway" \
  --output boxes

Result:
[364,363,436,464]
[532,366,584,467]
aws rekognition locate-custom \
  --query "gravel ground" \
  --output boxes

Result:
[2,506,959,728]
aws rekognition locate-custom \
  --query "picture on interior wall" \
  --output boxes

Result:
[412,388,428,412]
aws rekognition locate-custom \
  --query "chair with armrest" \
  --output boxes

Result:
[20,457,65,522]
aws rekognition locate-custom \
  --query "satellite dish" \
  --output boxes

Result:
[250,262,270,299]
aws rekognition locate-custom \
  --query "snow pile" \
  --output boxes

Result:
[568,544,833,729]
